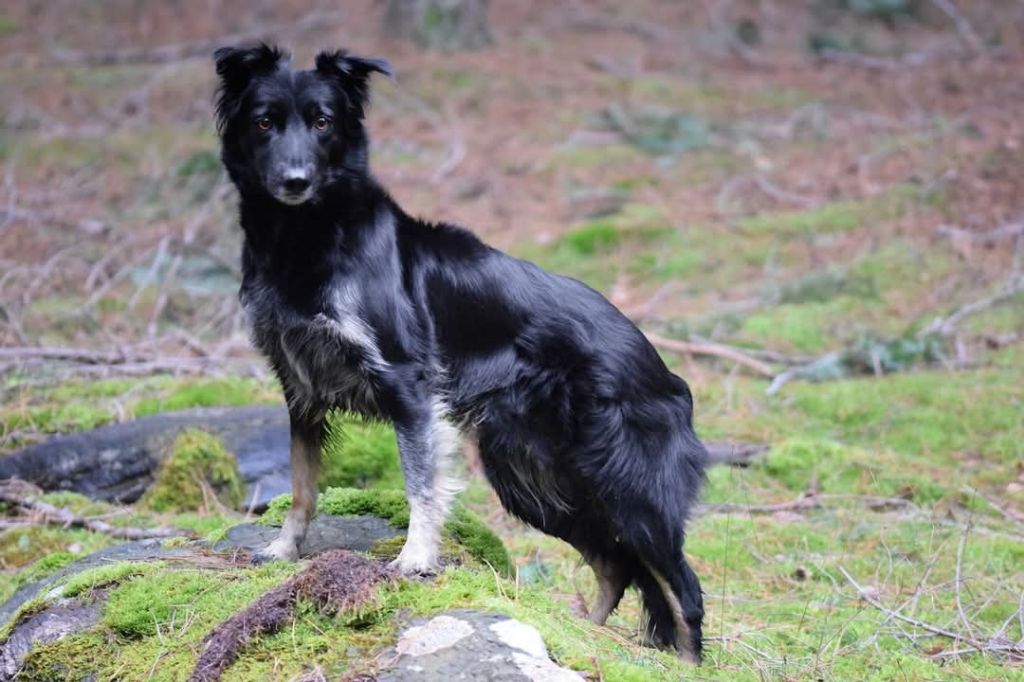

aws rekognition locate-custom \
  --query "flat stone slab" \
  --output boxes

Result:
[215,515,402,557]
[380,610,584,682]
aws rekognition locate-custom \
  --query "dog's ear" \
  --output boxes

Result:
[213,44,288,131]
[314,50,393,119]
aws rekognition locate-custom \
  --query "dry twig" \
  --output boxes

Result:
[643,332,775,377]
[0,479,193,540]
[839,566,1024,660]
[921,275,1024,338]
[699,493,915,516]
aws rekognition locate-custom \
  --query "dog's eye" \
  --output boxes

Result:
[313,116,332,132]
[254,117,273,132]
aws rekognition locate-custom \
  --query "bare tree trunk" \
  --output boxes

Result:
[384,0,492,51]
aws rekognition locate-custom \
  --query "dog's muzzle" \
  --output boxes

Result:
[273,167,315,205]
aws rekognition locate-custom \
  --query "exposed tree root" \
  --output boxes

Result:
[190,550,392,682]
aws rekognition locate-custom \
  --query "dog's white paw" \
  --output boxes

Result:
[389,543,439,577]
[252,538,299,565]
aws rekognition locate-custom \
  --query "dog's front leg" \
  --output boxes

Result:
[254,413,323,563]
[390,398,460,576]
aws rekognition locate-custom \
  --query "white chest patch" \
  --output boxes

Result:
[246,278,387,417]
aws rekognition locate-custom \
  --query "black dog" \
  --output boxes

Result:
[213,44,707,661]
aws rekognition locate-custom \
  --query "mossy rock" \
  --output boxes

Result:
[6,552,688,682]
[142,428,244,513]
[262,487,513,576]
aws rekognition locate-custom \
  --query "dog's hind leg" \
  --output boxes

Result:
[254,414,323,563]
[640,557,701,664]
[390,396,461,576]
[587,555,630,625]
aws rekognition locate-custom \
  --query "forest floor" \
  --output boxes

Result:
[1,1,1022,680]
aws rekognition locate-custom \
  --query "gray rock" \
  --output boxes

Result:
[379,610,583,682]
[0,596,104,681]
[0,537,196,626]
[215,515,402,557]
[0,406,291,509]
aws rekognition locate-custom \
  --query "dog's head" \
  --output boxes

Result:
[213,44,391,205]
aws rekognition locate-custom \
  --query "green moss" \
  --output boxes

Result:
[442,505,513,575]
[736,185,919,236]
[0,14,18,36]
[0,562,155,645]
[561,221,622,255]
[0,402,114,446]
[38,491,112,517]
[379,569,689,679]
[320,414,403,490]
[738,300,848,353]
[554,143,645,169]
[8,552,77,593]
[17,561,302,680]
[262,488,512,575]
[176,149,220,177]
[131,377,278,417]
[263,487,411,528]
[165,511,238,540]
[16,631,109,682]
[61,561,155,598]
[0,596,49,644]
[104,569,230,637]
[0,525,110,571]
[142,429,244,513]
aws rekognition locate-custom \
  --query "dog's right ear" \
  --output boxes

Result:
[213,44,287,132]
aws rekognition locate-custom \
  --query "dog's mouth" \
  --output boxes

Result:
[271,185,316,206]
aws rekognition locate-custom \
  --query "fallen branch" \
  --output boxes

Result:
[700,495,820,515]
[961,486,1024,525]
[921,275,1024,338]
[837,566,1014,658]
[817,47,934,71]
[0,480,193,540]
[0,346,263,379]
[704,442,769,467]
[0,346,150,364]
[937,219,1024,248]
[930,0,986,55]
[643,332,775,377]
[700,493,914,516]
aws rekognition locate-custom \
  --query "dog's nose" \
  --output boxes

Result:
[282,175,311,194]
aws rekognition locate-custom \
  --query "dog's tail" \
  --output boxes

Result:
[634,553,704,663]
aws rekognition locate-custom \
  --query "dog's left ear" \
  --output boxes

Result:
[315,50,394,119]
